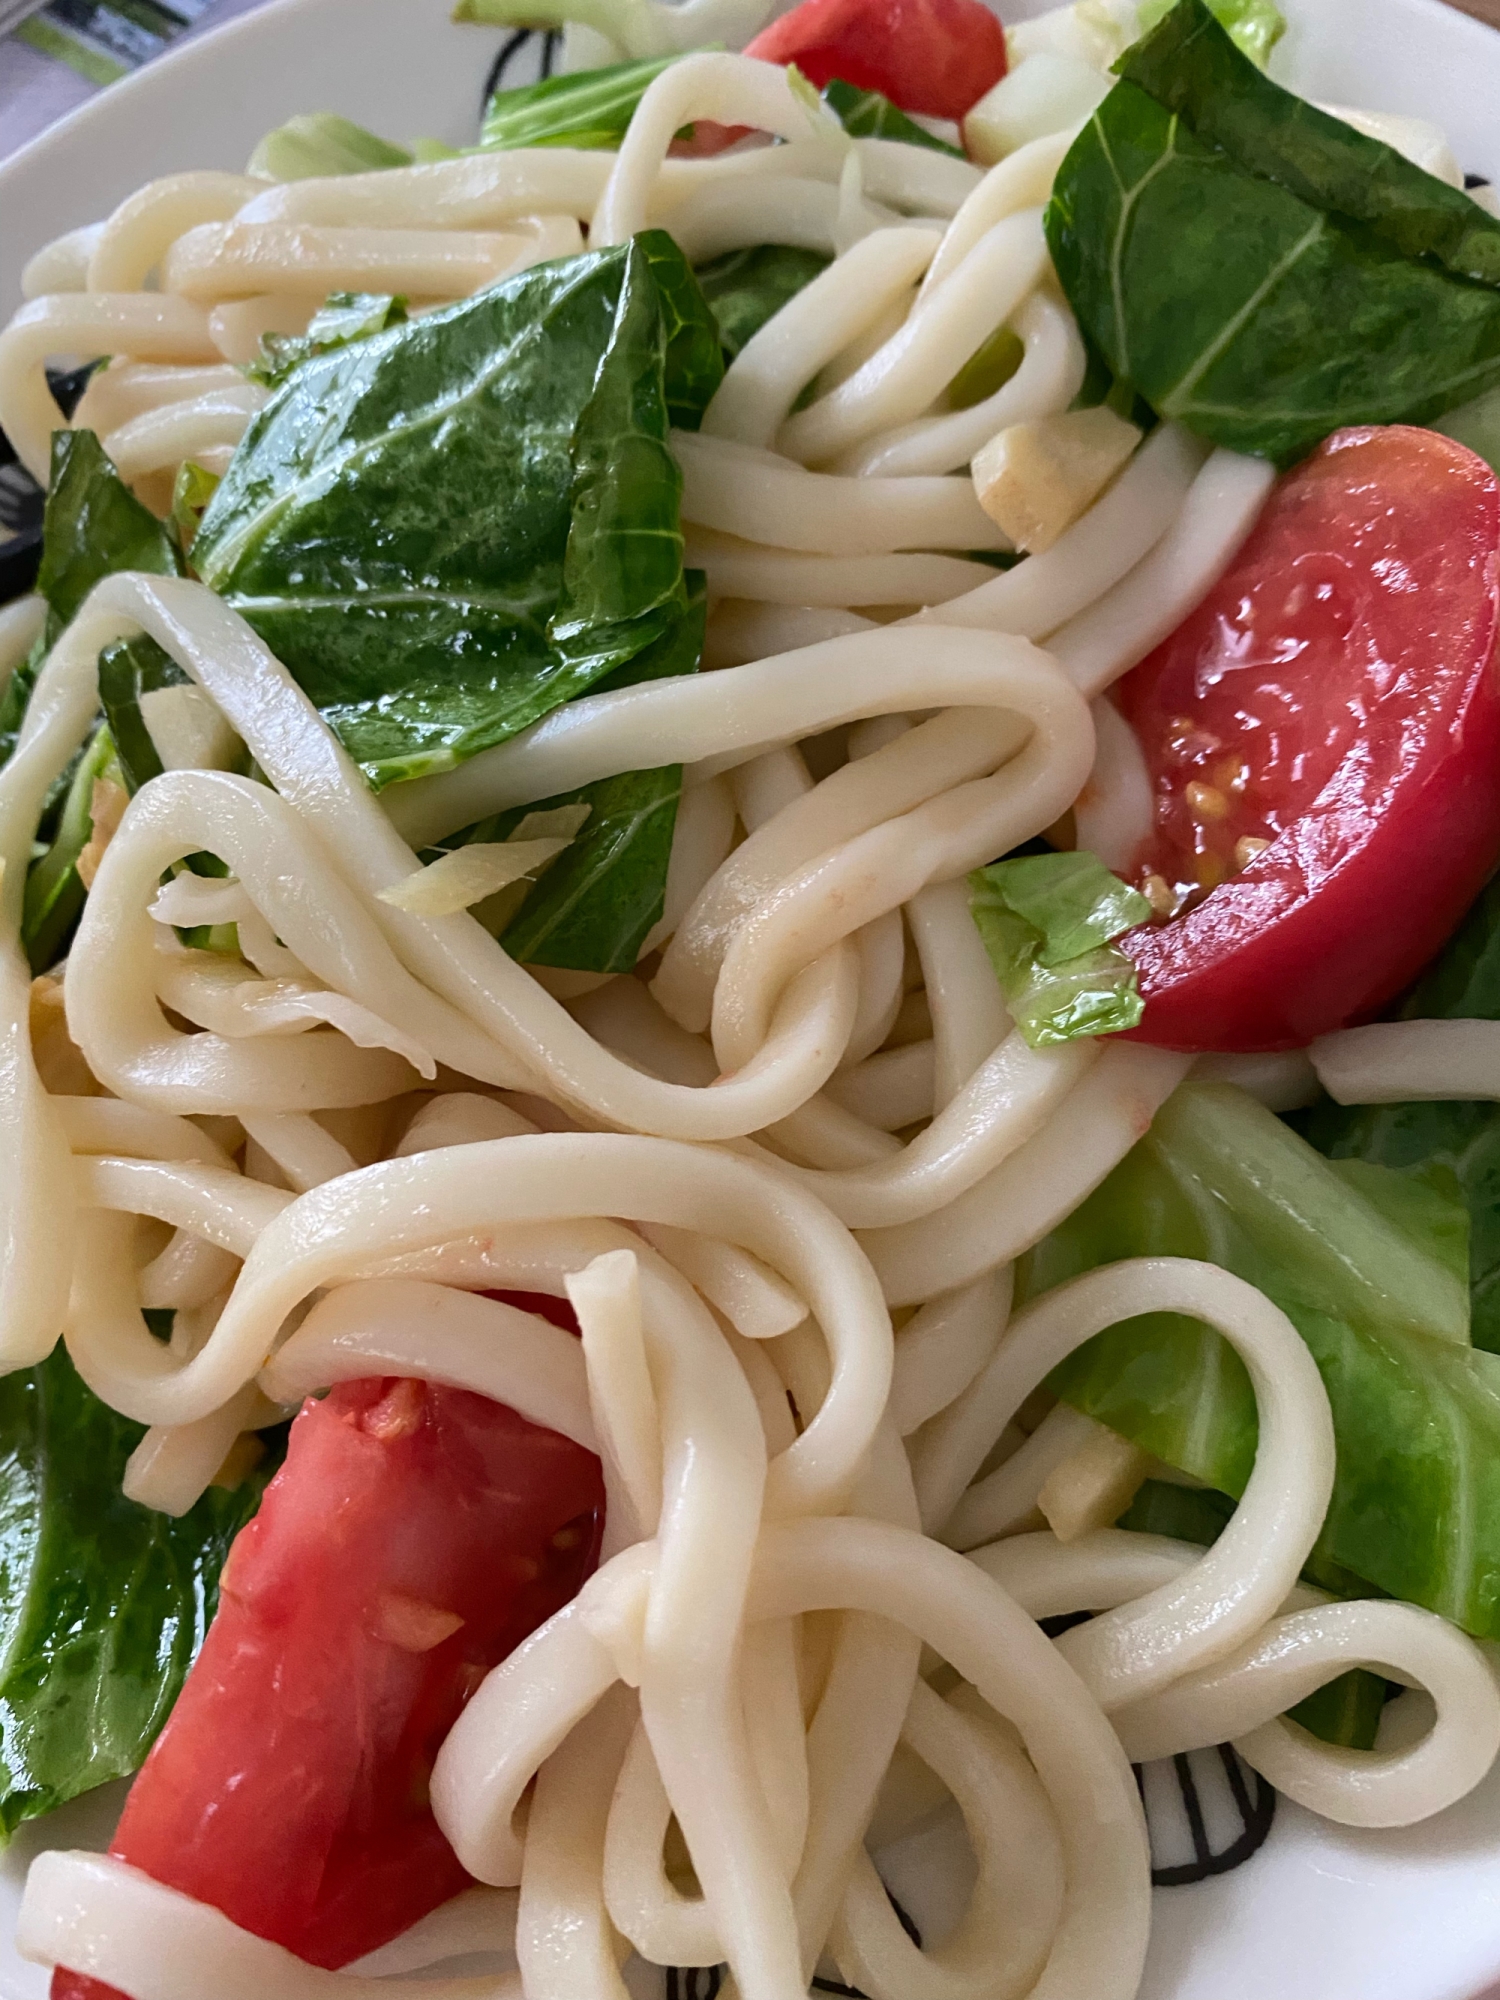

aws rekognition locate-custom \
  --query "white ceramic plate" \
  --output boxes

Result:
[4,2,1500,1995]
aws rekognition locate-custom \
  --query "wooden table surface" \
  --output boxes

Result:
[1452,0,1500,25]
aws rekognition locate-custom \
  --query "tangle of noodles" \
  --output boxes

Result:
[2,34,1497,2000]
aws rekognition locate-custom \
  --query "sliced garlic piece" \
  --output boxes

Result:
[1036,1413,1153,1544]
[972,405,1141,554]
[378,802,591,919]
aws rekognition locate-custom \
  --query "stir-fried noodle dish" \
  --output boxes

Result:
[6,0,1500,1992]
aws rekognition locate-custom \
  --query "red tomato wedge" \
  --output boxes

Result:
[52,1343,602,2000]
[1115,425,1500,1052]
[743,0,1007,119]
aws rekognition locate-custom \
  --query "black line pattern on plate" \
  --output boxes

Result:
[666,1969,724,2000]
[1137,1743,1276,1887]
[480,25,560,115]
[659,1747,1277,1993]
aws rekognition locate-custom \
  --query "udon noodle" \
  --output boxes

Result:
[3,41,1499,2000]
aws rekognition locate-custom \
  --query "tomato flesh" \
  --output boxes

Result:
[52,1344,601,1999]
[1117,425,1500,1052]
[743,0,1007,120]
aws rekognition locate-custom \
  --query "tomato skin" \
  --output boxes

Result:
[51,1356,601,2000]
[743,0,1006,119]
[1117,426,1500,1053]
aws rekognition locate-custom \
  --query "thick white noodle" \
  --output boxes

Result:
[837,289,1087,479]
[937,1261,1336,1711]
[86,170,266,290]
[673,428,1009,554]
[0,595,45,684]
[1049,450,1277,698]
[1072,696,1154,875]
[862,1044,1193,1307]
[983,1530,1500,1827]
[1311,1019,1500,1103]
[593,54,844,247]
[917,130,1078,298]
[777,212,1050,465]
[19,1851,521,1999]
[922,423,1210,640]
[264,1278,597,1449]
[0,293,218,479]
[702,225,942,449]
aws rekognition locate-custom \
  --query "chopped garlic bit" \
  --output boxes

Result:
[1142,872,1177,920]
[379,803,591,919]
[379,838,570,917]
[140,683,245,773]
[972,405,1142,554]
[511,802,591,844]
[1036,1413,1152,1543]
[77,777,130,891]
[29,971,102,1096]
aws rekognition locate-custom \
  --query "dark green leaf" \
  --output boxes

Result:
[1045,0,1500,463]
[1117,1474,1238,1548]
[479,54,685,152]
[1300,873,1500,1356]
[246,112,412,181]
[195,238,705,788]
[499,764,683,971]
[0,1345,268,1840]
[1117,1478,1386,1745]
[819,77,966,157]
[439,574,705,973]
[550,245,697,663]
[636,230,726,430]
[98,633,189,795]
[37,430,179,639]
[246,293,408,391]
[1028,1082,1500,1637]
[503,575,703,970]
[22,726,115,974]
[969,850,1150,1047]
[1125,2,1500,285]
[692,243,832,361]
